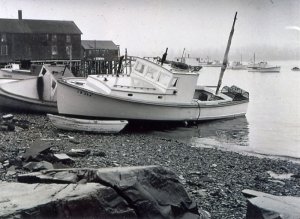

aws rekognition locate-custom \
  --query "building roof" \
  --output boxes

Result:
[82,40,119,50]
[0,19,82,34]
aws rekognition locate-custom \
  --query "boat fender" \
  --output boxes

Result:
[37,76,44,101]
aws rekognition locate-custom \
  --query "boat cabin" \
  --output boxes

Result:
[84,58,199,103]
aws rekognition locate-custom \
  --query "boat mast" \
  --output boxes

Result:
[181,48,185,63]
[215,12,238,94]
[161,48,168,65]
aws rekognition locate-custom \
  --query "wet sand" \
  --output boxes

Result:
[1,112,300,218]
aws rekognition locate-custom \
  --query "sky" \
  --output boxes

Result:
[0,0,300,61]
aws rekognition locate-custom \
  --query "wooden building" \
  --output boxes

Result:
[81,40,119,61]
[0,10,82,65]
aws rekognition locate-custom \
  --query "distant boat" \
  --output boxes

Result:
[145,56,202,72]
[200,60,223,67]
[248,62,281,72]
[228,61,247,70]
[175,56,222,68]
[0,63,38,81]
[228,55,247,70]
[47,114,128,133]
[247,53,280,73]
[291,67,300,71]
[0,64,74,113]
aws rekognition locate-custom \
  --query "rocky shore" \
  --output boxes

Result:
[1,112,300,218]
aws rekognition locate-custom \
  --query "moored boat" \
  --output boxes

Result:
[47,114,128,133]
[0,63,39,80]
[247,54,280,72]
[247,62,281,72]
[0,64,74,113]
[291,67,300,71]
[57,57,249,121]
[228,61,247,70]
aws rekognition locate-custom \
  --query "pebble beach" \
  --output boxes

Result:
[1,112,300,218]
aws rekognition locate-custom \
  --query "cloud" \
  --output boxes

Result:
[285,26,300,31]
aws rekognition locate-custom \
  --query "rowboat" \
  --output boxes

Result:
[47,114,128,133]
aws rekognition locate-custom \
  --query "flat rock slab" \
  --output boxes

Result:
[243,189,300,219]
[16,165,202,219]
[0,182,135,219]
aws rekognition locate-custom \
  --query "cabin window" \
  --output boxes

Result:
[135,62,145,74]
[52,45,58,55]
[41,68,47,75]
[171,77,178,87]
[1,34,7,43]
[157,72,171,86]
[0,45,8,55]
[66,35,71,43]
[145,66,159,80]
[52,34,57,42]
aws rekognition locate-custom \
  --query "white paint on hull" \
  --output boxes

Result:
[57,81,248,121]
[47,114,128,133]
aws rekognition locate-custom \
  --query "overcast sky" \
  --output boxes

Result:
[1,0,299,61]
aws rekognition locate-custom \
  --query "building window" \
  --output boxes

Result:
[66,45,72,57]
[1,34,7,43]
[66,35,71,43]
[52,34,57,42]
[52,45,58,55]
[1,45,8,55]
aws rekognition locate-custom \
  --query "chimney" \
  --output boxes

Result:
[18,10,22,20]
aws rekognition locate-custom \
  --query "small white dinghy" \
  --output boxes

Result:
[47,114,128,133]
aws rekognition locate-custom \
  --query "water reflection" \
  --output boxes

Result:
[126,116,250,151]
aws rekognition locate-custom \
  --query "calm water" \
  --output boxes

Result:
[149,60,300,160]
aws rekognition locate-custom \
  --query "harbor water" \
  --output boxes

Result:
[149,60,300,160]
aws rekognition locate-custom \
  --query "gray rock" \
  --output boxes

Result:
[243,189,300,219]
[23,161,54,172]
[0,182,136,218]
[67,149,90,157]
[17,166,203,219]
[22,140,52,161]
[2,114,14,120]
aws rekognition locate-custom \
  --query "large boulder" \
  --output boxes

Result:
[0,182,135,218]
[3,165,203,219]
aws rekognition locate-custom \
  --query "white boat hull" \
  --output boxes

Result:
[0,86,57,113]
[0,69,36,80]
[47,114,128,133]
[0,64,74,113]
[57,81,248,121]
[248,66,281,72]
